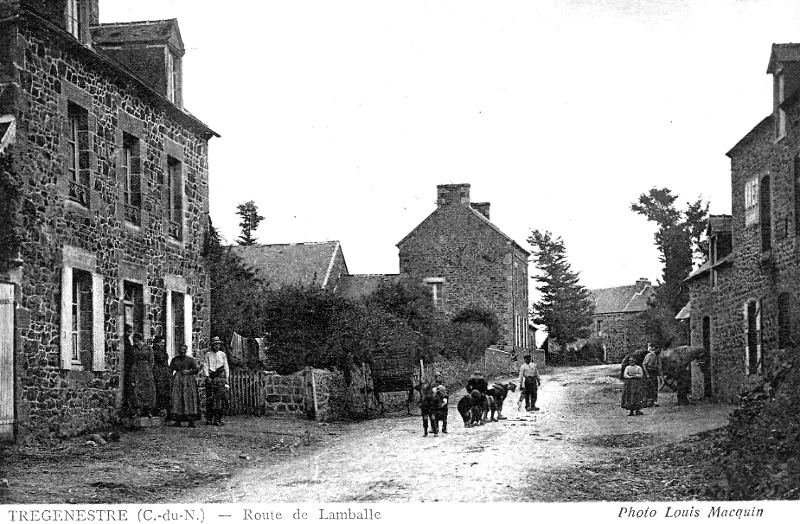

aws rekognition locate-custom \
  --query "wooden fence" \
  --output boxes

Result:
[227,370,264,416]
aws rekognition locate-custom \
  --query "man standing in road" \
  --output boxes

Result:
[203,336,230,425]
[519,354,541,411]
[642,343,663,407]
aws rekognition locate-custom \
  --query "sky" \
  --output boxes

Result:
[102,0,800,291]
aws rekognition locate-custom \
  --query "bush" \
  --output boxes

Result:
[707,351,800,500]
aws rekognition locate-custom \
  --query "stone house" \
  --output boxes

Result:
[397,183,531,353]
[232,240,349,292]
[589,278,655,362]
[0,0,217,440]
[685,43,800,403]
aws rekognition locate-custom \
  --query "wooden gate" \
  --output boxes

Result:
[0,283,14,439]
[227,370,263,416]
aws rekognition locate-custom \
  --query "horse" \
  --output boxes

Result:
[457,390,484,428]
[485,382,517,421]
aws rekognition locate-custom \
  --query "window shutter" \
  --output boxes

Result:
[60,267,73,370]
[165,290,174,360]
[184,294,193,356]
[92,273,105,371]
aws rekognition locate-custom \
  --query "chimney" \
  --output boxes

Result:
[90,0,100,25]
[437,183,471,208]
[470,202,490,220]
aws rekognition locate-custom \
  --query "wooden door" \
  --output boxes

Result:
[0,283,15,439]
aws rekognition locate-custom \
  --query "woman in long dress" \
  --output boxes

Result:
[129,333,156,417]
[151,336,172,417]
[621,357,646,416]
[169,344,201,427]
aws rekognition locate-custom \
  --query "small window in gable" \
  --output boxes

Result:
[423,278,444,310]
[744,177,759,228]
[776,73,787,140]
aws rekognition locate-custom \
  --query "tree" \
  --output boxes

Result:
[631,187,709,315]
[528,230,595,345]
[204,217,268,347]
[235,200,264,246]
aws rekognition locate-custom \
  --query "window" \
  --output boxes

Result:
[165,50,181,106]
[166,157,183,240]
[776,73,786,140]
[761,176,772,252]
[123,281,144,340]
[122,134,142,225]
[66,102,90,207]
[423,278,444,309]
[744,177,759,228]
[778,293,791,348]
[65,0,82,40]
[165,290,193,358]
[60,264,104,371]
[596,319,603,336]
[795,156,800,238]
[745,300,762,375]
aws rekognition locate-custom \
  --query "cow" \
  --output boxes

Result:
[485,382,517,422]
[457,390,484,428]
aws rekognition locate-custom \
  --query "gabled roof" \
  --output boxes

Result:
[590,281,654,315]
[767,43,800,74]
[231,241,344,289]
[337,274,400,302]
[92,19,184,54]
[675,301,691,320]
[397,204,529,255]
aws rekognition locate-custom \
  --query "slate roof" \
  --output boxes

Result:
[92,19,183,51]
[337,274,400,302]
[231,241,344,289]
[397,203,529,256]
[767,43,800,74]
[590,281,654,315]
[675,301,691,320]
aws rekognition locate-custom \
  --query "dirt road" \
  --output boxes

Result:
[183,365,733,503]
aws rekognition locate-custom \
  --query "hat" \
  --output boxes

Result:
[523,354,532,361]
[210,336,223,346]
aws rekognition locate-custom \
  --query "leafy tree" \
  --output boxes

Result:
[204,218,267,347]
[364,278,436,337]
[235,200,264,246]
[528,230,595,345]
[631,187,709,315]
[451,306,500,345]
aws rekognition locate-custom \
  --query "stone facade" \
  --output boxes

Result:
[686,44,800,403]
[397,184,531,352]
[0,1,216,440]
[589,278,654,363]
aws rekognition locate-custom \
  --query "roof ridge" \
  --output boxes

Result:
[96,19,177,27]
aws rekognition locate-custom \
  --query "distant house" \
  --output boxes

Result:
[396,183,531,353]
[589,278,655,362]
[232,241,349,292]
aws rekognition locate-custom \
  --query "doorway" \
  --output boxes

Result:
[0,282,15,440]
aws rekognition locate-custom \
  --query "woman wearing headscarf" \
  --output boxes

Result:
[169,344,201,427]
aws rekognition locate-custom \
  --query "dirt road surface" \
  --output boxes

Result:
[185,365,733,503]
[0,364,733,504]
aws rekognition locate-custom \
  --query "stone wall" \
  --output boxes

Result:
[0,9,213,439]
[595,311,651,362]
[260,372,306,416]
[398,184,530,352]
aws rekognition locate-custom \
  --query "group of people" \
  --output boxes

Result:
[416,353,543,437]
[620,343,664,416]
[124,328,232,427]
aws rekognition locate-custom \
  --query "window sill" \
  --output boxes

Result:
[760,250,772,263]
[167,236,184,248]
[124,220,142,233]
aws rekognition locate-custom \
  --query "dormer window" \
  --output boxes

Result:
[165,49,182,107]
[776,72,787,140]
[66,0,83,40]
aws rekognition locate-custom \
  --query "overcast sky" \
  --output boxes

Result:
[103,0,800,291]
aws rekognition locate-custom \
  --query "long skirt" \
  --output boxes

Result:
[170,373,201,421]
[153,365,172,412]
[129,361,156,411]
[621,378,647,411]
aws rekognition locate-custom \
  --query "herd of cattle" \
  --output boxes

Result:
[413,372,516,437]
